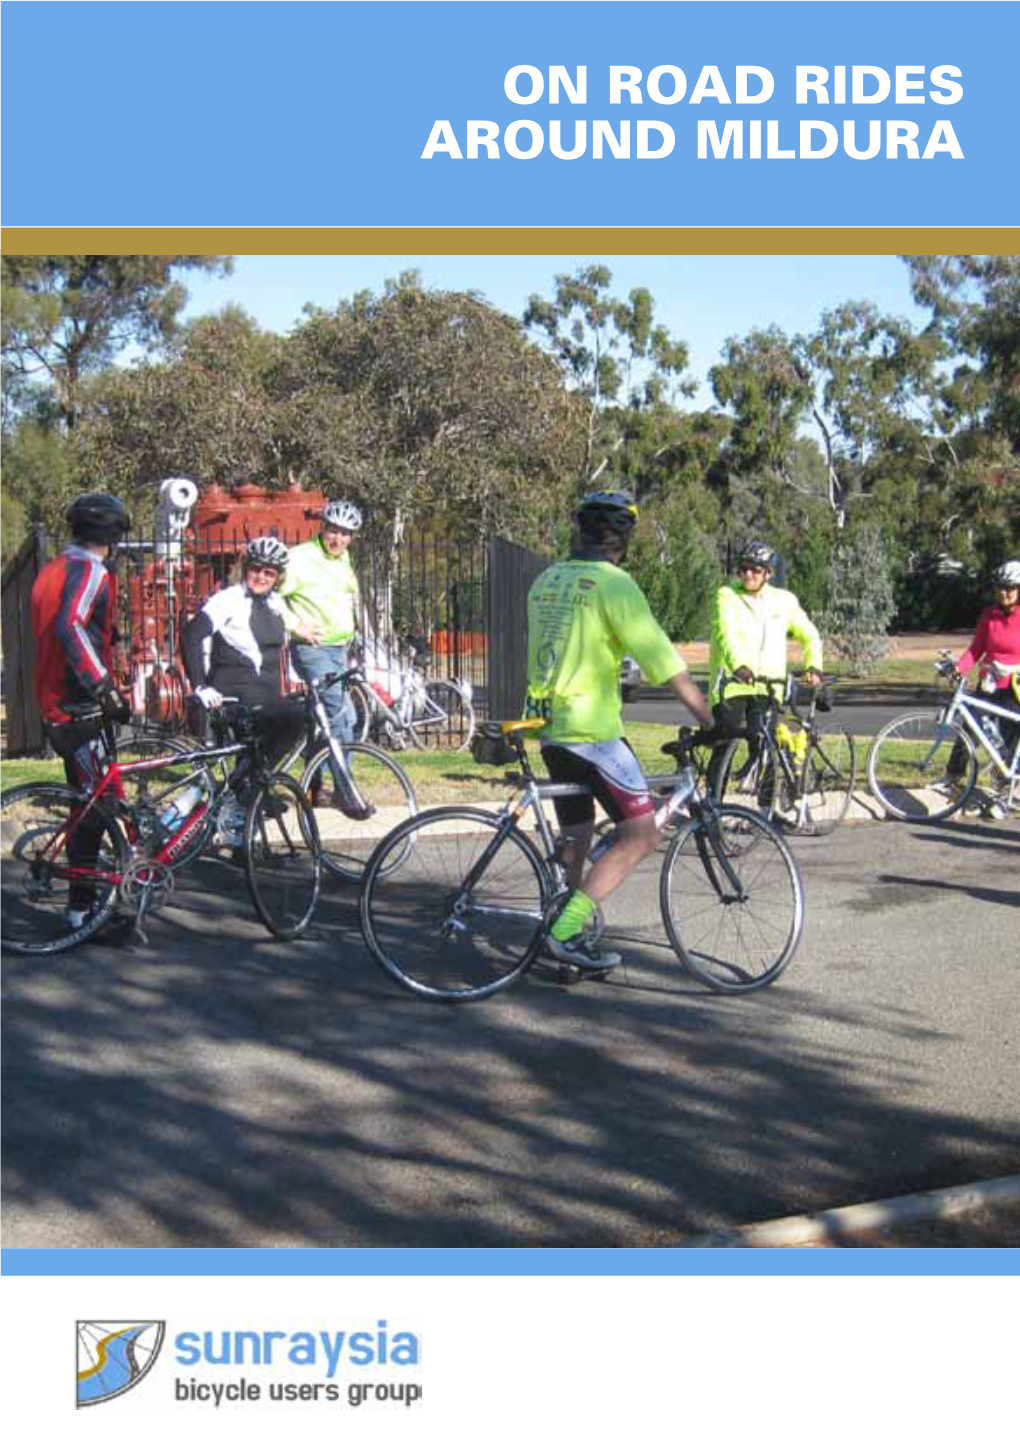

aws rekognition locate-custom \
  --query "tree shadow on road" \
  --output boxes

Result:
[3,855,1019,1249]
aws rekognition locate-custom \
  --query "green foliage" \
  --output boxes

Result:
[820,525,897,674]
[2,255,232,431]
[1,421,76,533]
[523,264,693,483]
[628,503,722,642]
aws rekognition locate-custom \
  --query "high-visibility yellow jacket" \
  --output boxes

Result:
[276,538,360,645]
[708,581,822,705]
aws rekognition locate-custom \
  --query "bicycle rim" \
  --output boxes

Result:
[303,743,418,883]
[867,712,976,821]
[348,682,373,744]
[1,784,126,954]
[360,807,551,1000]
[715,734,780,852]
[244,773,321,939]
[796,728,856,836]
[659,805,804,993]
[409,682,475,751]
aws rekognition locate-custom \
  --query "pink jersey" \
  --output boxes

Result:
[956,605,1020,690]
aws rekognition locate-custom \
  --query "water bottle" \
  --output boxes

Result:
[159,783,204,834]
[981,713,1004,751]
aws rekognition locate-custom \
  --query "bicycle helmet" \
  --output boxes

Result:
[244,535,290,573]
[575,489,640,541]
[994,560,1020,587]
[736,540,774,571]
[66,492,131,544]
[322,499,363,532]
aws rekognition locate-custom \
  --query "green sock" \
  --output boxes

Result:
[551,889,596,942]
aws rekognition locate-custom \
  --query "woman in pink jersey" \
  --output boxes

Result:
[947,560,1020,818]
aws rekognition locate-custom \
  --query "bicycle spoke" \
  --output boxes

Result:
[360,808,549,1000]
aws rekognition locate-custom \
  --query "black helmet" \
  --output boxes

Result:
[67,493,131,544]
[576,489,640,540]
[737,540,774,571]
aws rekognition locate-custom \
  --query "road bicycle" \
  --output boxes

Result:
[358,719,805,1002]
[711,673,856,838]
[867,653,1020,822]
[347,636,475,752]
[274,669,418,882]
[127,670,419,885]
[1,698,322,955]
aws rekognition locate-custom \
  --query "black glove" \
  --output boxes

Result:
[97,680,131,724]
[733,666,755,685]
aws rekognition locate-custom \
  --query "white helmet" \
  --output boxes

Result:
[994,560,1020,587]
[245,535,290,573]
[322,499,363,532]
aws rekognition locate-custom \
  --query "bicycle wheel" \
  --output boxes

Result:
[360,806,552,1001]
[796,728,856,836]
[1,783,128,955]
[659,804,804,993]
[408,680,475,751]
[302,742,418,882]
[244,772,321,939]
[712,732,782,850]
[347,681,373,744]
[867,711,977,821]
[117,730,218,867]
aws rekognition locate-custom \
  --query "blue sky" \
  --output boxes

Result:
[180,253,930,411]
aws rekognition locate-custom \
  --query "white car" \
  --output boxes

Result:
[620,656,641,702]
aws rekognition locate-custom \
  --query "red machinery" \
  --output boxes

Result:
[126,479,328,724]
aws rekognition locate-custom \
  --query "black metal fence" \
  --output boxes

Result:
[1,518,550,755]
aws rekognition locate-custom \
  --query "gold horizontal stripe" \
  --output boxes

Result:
[3,227,1019,256]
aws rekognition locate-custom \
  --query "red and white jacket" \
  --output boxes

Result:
[31,546,118,724]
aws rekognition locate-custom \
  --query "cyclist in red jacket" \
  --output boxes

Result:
[31,493,132,927]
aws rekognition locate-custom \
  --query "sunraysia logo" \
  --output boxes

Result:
[76,1321,166,1407]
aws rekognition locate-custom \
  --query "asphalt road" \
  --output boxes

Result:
[623,681,941,739]
[3,808,1018,1247]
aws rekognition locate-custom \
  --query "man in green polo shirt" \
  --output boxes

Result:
[526,489,712,975]
[278,498,363,801]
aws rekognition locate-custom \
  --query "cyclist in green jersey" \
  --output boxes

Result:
[526,490,713,975]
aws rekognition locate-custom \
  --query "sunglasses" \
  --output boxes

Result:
[246,564,280,578]
[739,563,767,575]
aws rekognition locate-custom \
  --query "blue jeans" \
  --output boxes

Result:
[291,641,356,757]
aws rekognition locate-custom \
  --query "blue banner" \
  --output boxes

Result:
[2,0,1016,227]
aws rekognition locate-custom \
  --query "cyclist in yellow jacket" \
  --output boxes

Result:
[707,540,823,791]
[277,499,362,804]
[526,489,712,975]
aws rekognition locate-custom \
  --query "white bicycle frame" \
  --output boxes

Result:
[939,663,1020,808]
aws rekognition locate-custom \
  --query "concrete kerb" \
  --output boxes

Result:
[680,1174,1020,1248]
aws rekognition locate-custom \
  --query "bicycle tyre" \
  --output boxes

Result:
[1,783,128,955]
[797,728,856,836]
[244,772,321,939]
[659,804,804,994]
[117,729,218,867]
[360,806,552,1001]
[347,681,373,744]
[867,711,977,822]
[713,732,782,850]
[408,680,475,751]
[301,742,418,882]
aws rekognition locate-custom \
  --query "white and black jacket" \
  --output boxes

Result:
[181,583,290,707]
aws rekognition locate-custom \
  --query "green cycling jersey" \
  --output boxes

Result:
[526,555,684,744]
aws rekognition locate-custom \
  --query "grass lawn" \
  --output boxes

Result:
[1,722,882,804]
